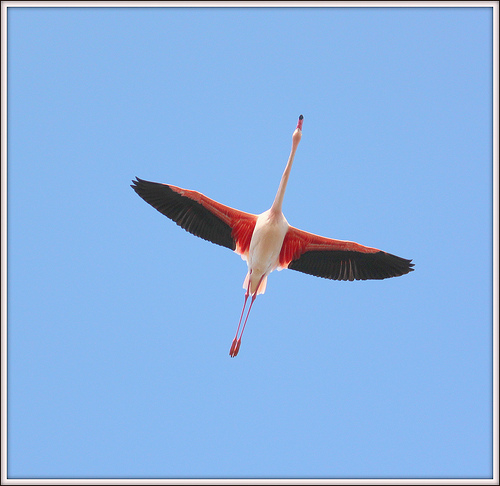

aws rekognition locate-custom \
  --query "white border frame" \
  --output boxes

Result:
[1,1,498,485]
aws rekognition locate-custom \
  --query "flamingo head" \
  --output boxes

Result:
[292,114,303,147]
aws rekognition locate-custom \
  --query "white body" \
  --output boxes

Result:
[244,209,289,295]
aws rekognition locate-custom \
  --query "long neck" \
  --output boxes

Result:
[271,129,302,215]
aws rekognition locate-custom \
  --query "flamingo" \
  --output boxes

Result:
[132,115,414,357]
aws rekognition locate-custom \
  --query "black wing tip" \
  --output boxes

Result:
[131,176,145,186]
[131,177,143,193]
[380,252,415,277]
[299,114,304,120]
[288,249,414,281]
[131,177,161,193]
[401,257,415,274]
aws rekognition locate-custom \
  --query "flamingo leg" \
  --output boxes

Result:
[230,274,266,357]
[229,279,251,357]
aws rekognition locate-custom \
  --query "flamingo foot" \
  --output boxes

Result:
[229,338,242,357]
[229,338,238,357]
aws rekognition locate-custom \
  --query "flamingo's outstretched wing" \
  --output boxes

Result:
[279,226,414,281]
[131,178,257,258]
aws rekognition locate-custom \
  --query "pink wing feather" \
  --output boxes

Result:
[280,226,414,281]
[131,178,257,258]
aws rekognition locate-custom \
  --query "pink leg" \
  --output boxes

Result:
[229,283,250,357]
[230,274,265,358]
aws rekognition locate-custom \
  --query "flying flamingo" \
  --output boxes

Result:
[132,115,414,357]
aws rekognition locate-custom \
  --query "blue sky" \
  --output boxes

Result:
[6,4,494,480]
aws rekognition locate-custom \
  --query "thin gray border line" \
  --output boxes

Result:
[492,0,499,483]
[0,1,499,7]
[1,0,7,485]
[1,1,498,485]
